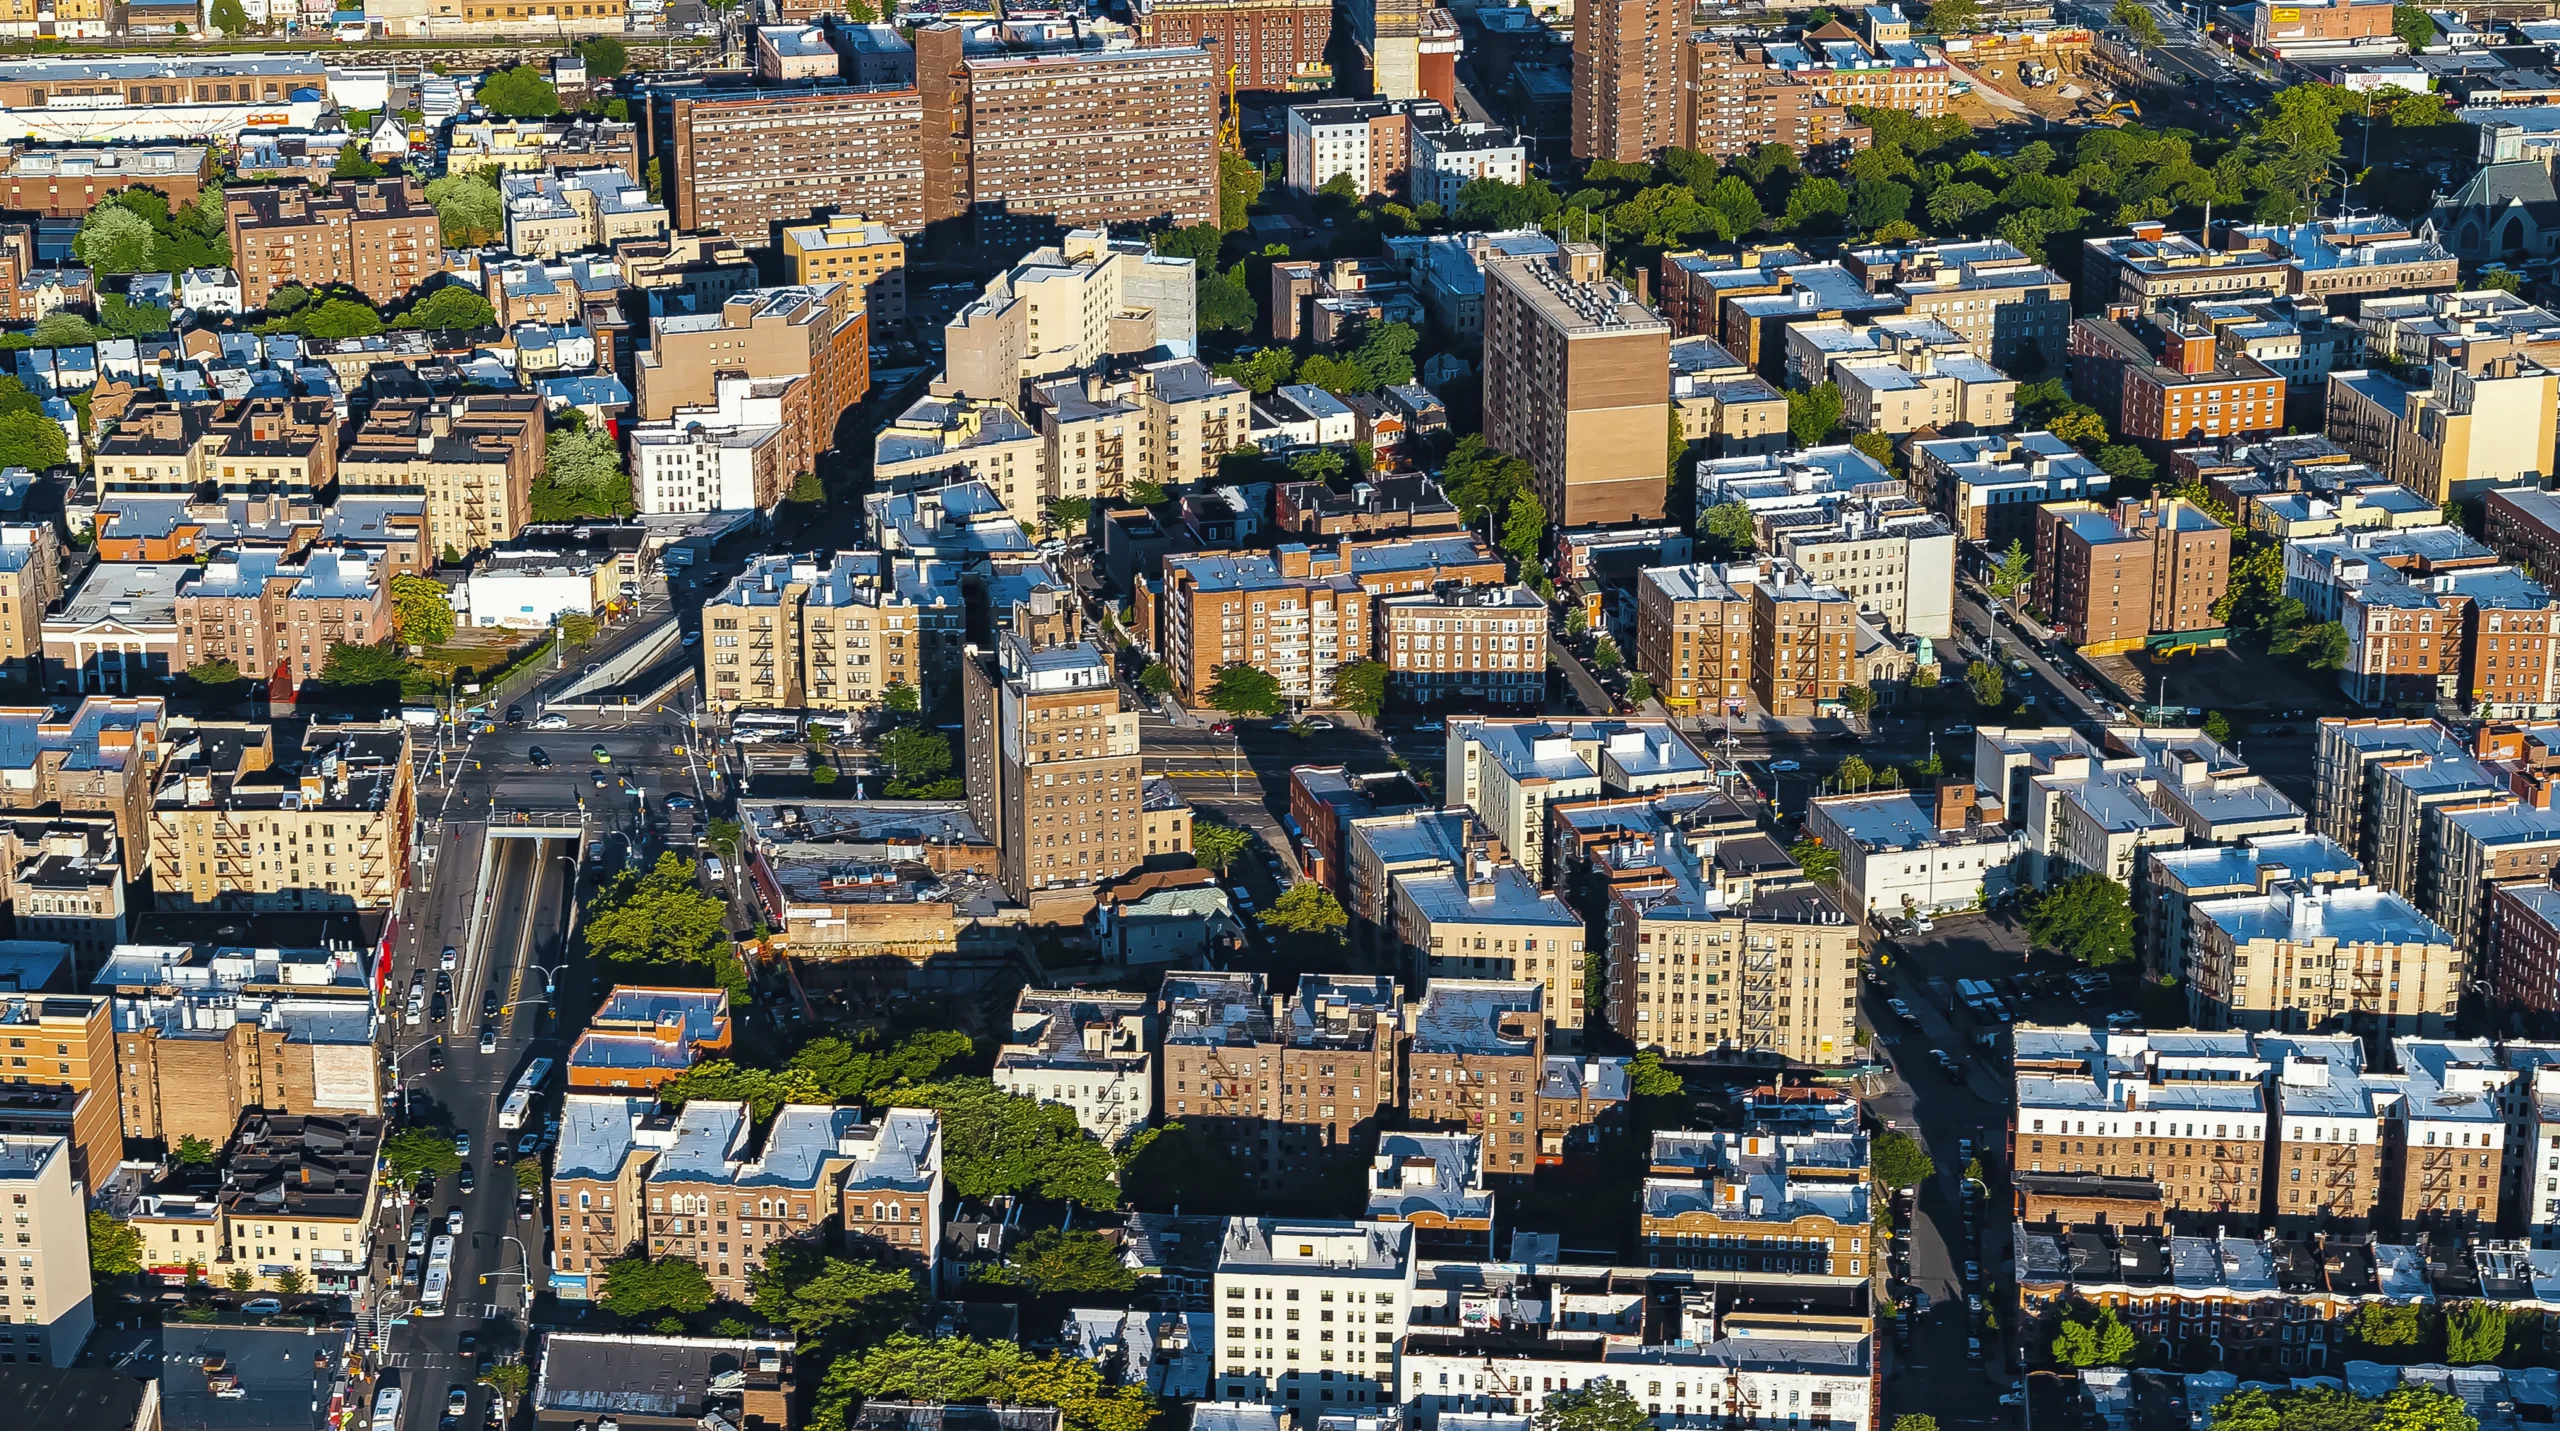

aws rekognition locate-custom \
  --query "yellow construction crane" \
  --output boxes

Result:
[1220,60,1242,153]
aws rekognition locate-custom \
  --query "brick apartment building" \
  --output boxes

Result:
[779,214,908,323]
[1572,0,1690,162]
[1157,971,1288,1194]
[644,1100,944,1299]
[648,84,928,238]
[339,395,543,559]
[2070,312,2287,447]
[0,524,61,684]
[960,633,1161,909]
[636,285,867,484]
[1639,1127,1872,1274]
[225,180,442,308]
[1636,563,1750,713]
[1681,17,1946,165]
[2013,1027,2269,1225]
[0,144,213,218]
[0,994,120,1195]
[204,397,339,503]
[1378,582,1549,709]
[2031,497,2232,653]
[0,697,166,881]
[1481,241,1671,528]
[175,549,389,692]
[1141,0,1332,92]
[699,552,920,714]
[1403,979,1549,1172]
[1275,975,1403,1181]
[1748,577,1855,717]
[147,720,414,913]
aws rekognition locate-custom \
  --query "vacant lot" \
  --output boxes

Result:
[2085,642,2341,719]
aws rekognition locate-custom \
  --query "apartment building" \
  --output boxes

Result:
[1401,980,1550,1172]
[174,549,388,691]
[1029,359,1250,508]
[1821,332,2017,435]
[1635,564,1750,714]
[2189,882,2459,1037]
[959,634,1155,908]
[1748,578,1855,718]
[2326,355,2560,507]
[498,167,666,260]
[92,403,218,501]
[2248,0,2394,49]
[1141,0,1333,92]
[204,397,339,503]
[1481,242,1671,528]
[1394,862,1586,1028]
[779,214,908,323]
[872,396,1045,529]
[216,1114,382,1296]
[645,1101,944,1298]
[0,1137,91,1368]
[443,114,642,180]
[1571,0,1690,162]
[1682,20,1947,166]
[1910,431,2110,550]
[643,80,924,238]
[0,698,164,881]
[1158,971,1285,1190]
[627,375,796,517]
[45,564,181,694]
[637,286,868,486]
[0,819,126,968]
[1838,237,2073,369]
[338,395,543,559]
[0,526,59,683]
[0,993,113,1203]
[566,987,734,1094]
[700,552,920,715]
[940,232,1198,403]
[147,721,414,913]
[1670,336,1788,460]
[2011,1026,2272,1225]
[1981,724,2305,886]
[1377,583,1549,710]
[2031,497,2232,654]
[0,144,210,218]
[1638,1126,1871,1274]
[2070,313,2287,447]
[547,1093,657,1297]
[1805,784,2027,919]
[1272,975,1404,1182]
[1210,1218,1415,1408]
[2266,1034,2396,1230]
[1444,718,1713,882]
[224,181,440,309]
[1755,492,1957,641]
[1284,97,1431,196]
[1269,256,1423,346]
[1602,823,1861,1065]
[914,29,1220,243]
[2081,224,2293,316]
[1408,117,1526,210]
[993,989,1152,1149]
[1146,535,1503,707]
[2144,833,2367,1001]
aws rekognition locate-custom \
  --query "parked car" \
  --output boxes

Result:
[1889,998,1918,1027]
[1770,759,1801,773]
[242,1298,283,1316]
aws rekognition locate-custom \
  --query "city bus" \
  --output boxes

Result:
[497,1057,555,1131]
[418,1235,455,1316]
[371,1385,403,1431]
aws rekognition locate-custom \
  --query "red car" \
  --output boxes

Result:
[1211,721,1236,734]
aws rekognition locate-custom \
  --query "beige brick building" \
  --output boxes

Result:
[1378,582,1549,711]
[1639,1127,1873,1275]
[700,553,922,715]
[0,994,116,1197]
[0,524,61,683]
[1605,832,1861,1064]
[780,214,907,324]
[645,1100,944,1299]
[148,722,414,913]
[0,1135,93,1367]
[0,697,166,881]
[1028,359,1250,510]
[216,1114,383,1295]
[1636,563,1750,714]
[636,286,868,486]
[2188,882,2460,1038]
[960,634,1162,908]
[175,549,388,691]
[1393,859,1588,1029]
[339,395,544,560]
[2012,1025,2270,1224]
[1481,242,1671,529]
[1749,577,1855,718]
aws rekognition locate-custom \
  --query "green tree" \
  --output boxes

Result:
[1835,755,1874,792]
[318,640,408,688]
[332,145,383,181]
[2051,1301,2140,1366]
[2028,872,2136,969]
[2097,443,2158,489]
[0,410,65,471]
[1790,837,1842,883]
[98,294,173,337]
[1353,321,1420,388]
[787,1030,972,1103]
[901,1079,1120,1208]
[390,574,455,646]
[227,1269,255,1293]
[1535,1380,1651,1431]
[1965,659,2005,708]
[2444,1302,2508,1364]
[1191,820,1252,874]
[2394,2,2434,48]
[1926,181,1998,229]
[87,1209,141,1278]
[1920,0,1977,27]
[2349,1302,2430,1354]
[1627,673,1656,704]
[1140,663,1175,697]
[174,1134,217,1164]
[1892,1418,1945,1431]
[1118,1120,1252,1213]
[878,725,955,791]
[1261,882,1348,939]
[1839,684,1876,717]
[981,1229,1139,1295]
[1702,501,1757,557]
[1218,151,1264,231]
[515,1159,543,1193]
[1206,662,1283,718]
[2480,268,2525,294]
[73,204,157,273]
[579,36,631,77]
[1787,382,1845,446]
[1332,659,1389,719]
[382,1128,462,1187]
[273,1266,309,1297]
[2111,0,2163,46]
[1044,497,1092,537]
[210,0,249,33]
[600,1255,715,1318]
[294,299,385,340]
[659,1061,827,1123]
[479,65,563,118]
[479,1364,531,1406]
[1628,1048,1684,1099]
[748,1243,921,1348]
[1215,347,1295,396]
[583,852,735,973]
[1989,539,2034,599]
[1872,1129,1935,1188]
[424,174,504,247]
[820,1333,1156,1431]
[392,286,496,331]
[2202,710,2234,745]
[1128,479,1168,507]
[2276,619,2351,670]
[2373,1388,2477,1431]
[1454,175,1562,230]
[1197,265,1257,333]
[534,424,633,521]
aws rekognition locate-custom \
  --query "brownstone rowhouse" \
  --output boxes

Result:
[1481,242,1671,529]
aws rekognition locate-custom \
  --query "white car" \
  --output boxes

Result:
[439,946,458,972]
[535,713,569,730]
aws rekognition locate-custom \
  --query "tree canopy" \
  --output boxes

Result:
[1331,659,1388,719]
[1872,1129,1935,1189]
[1191,820,1252,874]
[425,173,504,248]
[658,1060,826,1123]
[1534,1381,1651,1431]
[392,285,496,331]
[2051,1301,2140,1367]
[582,852,735,977]
[0,410,67,472]
[973,1228,1138,1296]
[599,1255,715,1318]
[478,66,563,119]
[534,423,634,522]
[748,1244,920,1349]
[900,1079,1120,1208]
[318,640,409,688]
[1205,663,1283,718]
[390,574,455,646]
[786,1029,973,1103]
[2027,872,2136,968]
[818,1333,1155,1431]
[87,1209,142,1278]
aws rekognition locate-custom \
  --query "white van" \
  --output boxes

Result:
[703,857,727,887]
